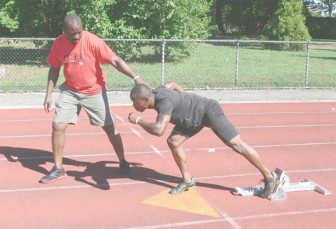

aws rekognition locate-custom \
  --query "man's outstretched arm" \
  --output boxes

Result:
[110,55,148,86]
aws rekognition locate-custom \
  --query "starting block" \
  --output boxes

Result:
[232,168,332,201]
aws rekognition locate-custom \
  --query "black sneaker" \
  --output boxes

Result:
[119,160,131,175]
[39,166,67,184]
[169,177,196,195]
[260,172,278,198]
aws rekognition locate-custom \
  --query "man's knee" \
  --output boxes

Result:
[167,136,177,149]
[167,131,187,150]
[167,135,184,149]
[52,122,67,133]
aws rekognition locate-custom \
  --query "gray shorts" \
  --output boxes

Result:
[174,99,238,142]
[54,85,113,126]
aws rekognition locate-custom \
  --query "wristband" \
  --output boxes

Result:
[133,75,141,81]
[135,116,142,124]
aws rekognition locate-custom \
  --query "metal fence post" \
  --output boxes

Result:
[161,39,166,85]
[235,41,240,88]
[305,41,310,87]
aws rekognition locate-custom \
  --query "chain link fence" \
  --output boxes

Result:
[0,38,335,92]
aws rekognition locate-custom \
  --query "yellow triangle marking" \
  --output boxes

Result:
[142,187,221,218]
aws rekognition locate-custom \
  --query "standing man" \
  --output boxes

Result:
[128,82,278,199]
[40,13,146,183]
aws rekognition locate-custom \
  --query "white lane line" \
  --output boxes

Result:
[214,207,242,229]
[124,208,336,229]
[0,109,334,122]
[1,167,334,193]
[0,132,131,139]
[0,151,157,162]
[1,141,336,162]
[238,124,336,129]
[1,123,335,139]
[0,180,146,193]
[198,167,336,181]
[229,111,335,115]
[115,115,169,161]
[235,207,336,221]
[130,128,144,139]
[253,141,336,148]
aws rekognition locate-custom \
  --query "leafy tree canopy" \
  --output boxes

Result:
[0,0,212,39]
[263,0,311,50]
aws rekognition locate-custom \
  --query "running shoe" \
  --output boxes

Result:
[39,166,67,184]
[169,177,196,194]
[260,172,278,198]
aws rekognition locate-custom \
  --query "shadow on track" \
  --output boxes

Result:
[0,146,234,192]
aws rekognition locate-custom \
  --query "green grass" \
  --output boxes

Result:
[0,41,335,92]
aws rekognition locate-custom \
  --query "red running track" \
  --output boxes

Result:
[0,102,335,229]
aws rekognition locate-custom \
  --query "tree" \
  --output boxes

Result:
[213,0,278,35]
[214,0,225,33]
[69,0,212,59]
[0,0,213,59]
[0,0,212,39]
[0,0,66,37]
[324,0,336,16]
[263,0,311,50]
[304,0,336,17]
[65,0,116,38]
[0,0,19,35]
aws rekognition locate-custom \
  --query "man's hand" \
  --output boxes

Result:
[164,81,184,92]
[134,77,145,85]
[44,96,52,113]
[134,77,153,89]
[128,112,141,124]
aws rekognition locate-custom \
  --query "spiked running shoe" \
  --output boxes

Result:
[39,166,67,184]
[119,160,131,175]
[169,177,196,195]
[260,172,278,198]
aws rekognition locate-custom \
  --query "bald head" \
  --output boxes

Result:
[130,84,155,112]
[63,14,82,28]
[130,84,153,100]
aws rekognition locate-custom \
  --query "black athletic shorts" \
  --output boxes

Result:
[173,99,238,142]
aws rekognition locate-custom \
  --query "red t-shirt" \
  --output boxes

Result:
[48,31,116,94]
